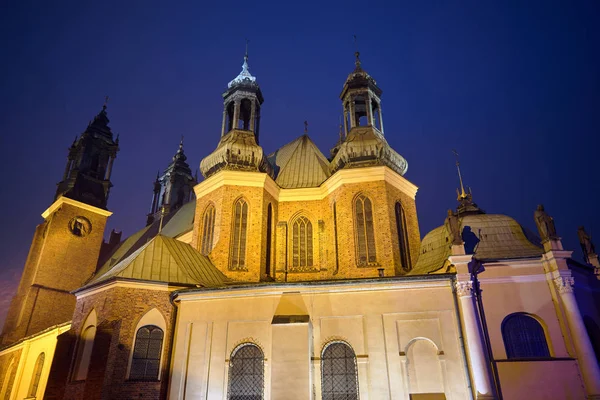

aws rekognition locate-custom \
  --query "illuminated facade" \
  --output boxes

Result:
[0,50,599,400]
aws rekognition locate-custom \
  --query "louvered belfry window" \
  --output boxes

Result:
[292,216,313,268]
[230,199,249,270]
[130,325,164,380]
[28,352,45,398]
[228,344,264,400]
[201,204,216,255]
[395,202,411,271]
[321,342,359,400]
[354,195,376,266]
[502,313,550,358]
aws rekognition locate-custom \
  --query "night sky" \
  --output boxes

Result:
[1,1,599,327]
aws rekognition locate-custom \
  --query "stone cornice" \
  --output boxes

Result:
[193,166,419,203]
[74,278,190,299]
[41,196,113,219]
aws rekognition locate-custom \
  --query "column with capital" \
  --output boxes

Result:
[455,280,496,400]
[554,276,600,398]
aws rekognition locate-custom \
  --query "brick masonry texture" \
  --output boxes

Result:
[56,286,174,400]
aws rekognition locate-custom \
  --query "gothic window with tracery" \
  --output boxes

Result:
[28,353,45,398]
[292,216,313,268]
[130,325,164,380]
[321,342,359,400]
[201,204,216,255]
[354,194,376,266]
[230,198,249,269]
[395,202,411,271]
[228,344,264,400]
[502,313,550,358]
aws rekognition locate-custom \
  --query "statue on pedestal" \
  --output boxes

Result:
[534,204,559,242]
[445,209,463,246]
[578,226,596,264]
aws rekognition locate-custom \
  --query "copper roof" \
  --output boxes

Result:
[411,214,543,275]
[268,134,331,188]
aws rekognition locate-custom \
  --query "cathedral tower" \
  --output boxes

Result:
[147,139,196,225]
[1,104,119,345]
[199,50,272,177]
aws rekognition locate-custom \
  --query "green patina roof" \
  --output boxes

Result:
[268,134,331,188]
[412,214,543,275]
[88,235,228,288]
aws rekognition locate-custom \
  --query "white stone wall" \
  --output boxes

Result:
[168,278,470,400]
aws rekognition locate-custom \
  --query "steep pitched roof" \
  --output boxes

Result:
[97,201,195,274]
[88,235,228,288]
[268,134,331,188]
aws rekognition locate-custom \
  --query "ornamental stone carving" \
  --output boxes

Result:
[455,281,473,297]
[553,276,575,294]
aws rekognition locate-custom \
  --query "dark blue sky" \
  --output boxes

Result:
[1,0,599,317]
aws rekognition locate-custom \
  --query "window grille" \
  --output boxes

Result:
[292,216,313,268]
[502,313,550,358]
[28,353,45,398]
[230,199,249,270]
[201,204,216,255]
[354,195,376,265]
[395,202,411,271]
[130,325,164,380]
[228,344,264,400]
[321,342,359,400]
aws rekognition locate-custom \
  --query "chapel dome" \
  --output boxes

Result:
[411,213,543,275]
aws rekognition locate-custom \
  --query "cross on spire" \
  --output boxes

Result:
[103,95,109,110]
[353,35,361,67]
[304,120,308,133]
[452,149,469,200]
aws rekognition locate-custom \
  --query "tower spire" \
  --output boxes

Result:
[452,149,467,200]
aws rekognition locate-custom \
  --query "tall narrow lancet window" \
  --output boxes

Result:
[130,325,164,380]
[502,313,550,358]
[228,344,264,400]
[292,216,313,268]
[201,204,216,255]
[28,353,45,398]
[72,309,97,381]
[230,198,249,270]
[354,194,376,265]
[395,202,411,271]
[321,342,359,400]
[265,204,273,276]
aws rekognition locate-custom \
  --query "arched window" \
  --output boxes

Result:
[292,216,313,268]
[265,204,273,276]
[130,325,164,380]
[354,195,376,266]
[395,202,411,271]
[72,309,97,381]
[228,344,264,400]
[28,353,45,398]
[201,204,216,255]
[321,342,359,400]
[0,357,16,399]
[230,198,249,270]
[502,313,550,358]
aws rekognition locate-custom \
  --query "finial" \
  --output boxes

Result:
[452,149,468,200]
[338,115,343,140]
[353,35,361,67]
[179,135,184,149]
[304,120,308,133]
[103,95,109,110]
[245,38,249,60]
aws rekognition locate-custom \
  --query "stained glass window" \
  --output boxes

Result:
[130,325,164,380]
[292,216,313,268]
[502,313,550,358]
[201,204,216,255]
[228,344,264,400]
[395,202,411,271]
[321,342,359,400]
[355,195,376,266]
[230,199,249,270]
